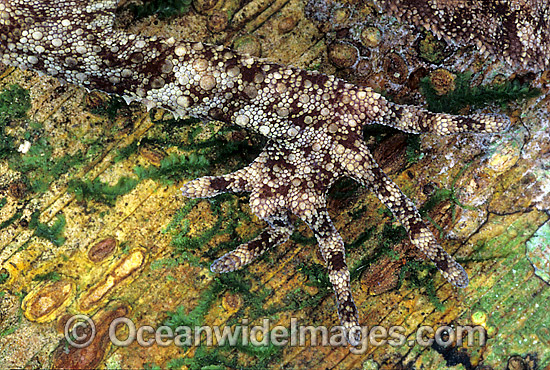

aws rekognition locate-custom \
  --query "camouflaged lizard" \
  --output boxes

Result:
[0,0,510,340]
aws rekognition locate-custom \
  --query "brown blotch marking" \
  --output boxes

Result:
[260,184,274,198]
[305,71,330,88]
[339,132,362,148]
[409,221,423,237]
[223,57,240,70]
[376,182,393,200]
[271,214,290,228]
[313,114,327,130]
[236,178,247,190]
[301,145,313,157]
[389,104,404,121]
[210,177,231,191]
[434,248,449,271]
[313,212,334,235]
[247,231,271,254]
[199,47,215,61]
[140,45,178,82]
[290,114,309,129]
[239,64,261,84]
[265,155,294,171]
[315,171,334,192]
[277,183,291,197]
[328,251,346,270]
[461,117,480,131]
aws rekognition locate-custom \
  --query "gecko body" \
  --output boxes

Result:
[0,0,510,340]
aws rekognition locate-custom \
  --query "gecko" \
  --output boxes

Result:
[0,0,510,341]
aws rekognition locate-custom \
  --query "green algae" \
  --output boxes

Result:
[3,113,85,194]
[346,226,376,251]
[168,193,251,262]
[345,182,409,280]
[113,140,139,163]
[89,95,127,121]
[135,152,211,183]
[143,364,162,370]
[398,260,444,311]
[283,287,326,311]
[0,303,21,338]
[0,84,31,159]
[405,135,422,164]
[68,176,139,206]
[29,211,66,247]
[160,192,295,367]
[67,151,210,206]
[0,209,23,230]
[126,0,193,20]
[349,221,405,283]
[289,231,317,246]
[143,115,261,175]
[0,272,8,285]
[10,139,84,193]
[32,271,61,282]
[465,254,550,365]
[166,342,281,370]
[0,84,30,122]
[297,261,331,291]
[164,283,222,329]
[421,72,541,114]
[119,241,130,254]
[163,195,241,267]
[378,219,407,249]
[455,214,550,365]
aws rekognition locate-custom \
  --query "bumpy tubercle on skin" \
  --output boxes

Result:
[374,0,550,71]
[0,0,510,342]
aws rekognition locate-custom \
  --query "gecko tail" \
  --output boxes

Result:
[375,102,511,135]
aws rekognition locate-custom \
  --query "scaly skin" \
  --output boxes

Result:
[375,0,550,71]
[0,0,510,341]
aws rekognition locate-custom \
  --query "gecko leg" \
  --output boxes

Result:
[342,144,469,288]
[302,208,359,337]
[211,211,294,272]
[181,156,294,272]
[181,166,254,198]
[374,103,510,135]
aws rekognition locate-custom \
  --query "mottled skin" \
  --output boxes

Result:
[375,0,550,71]
[0,0,510,340]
